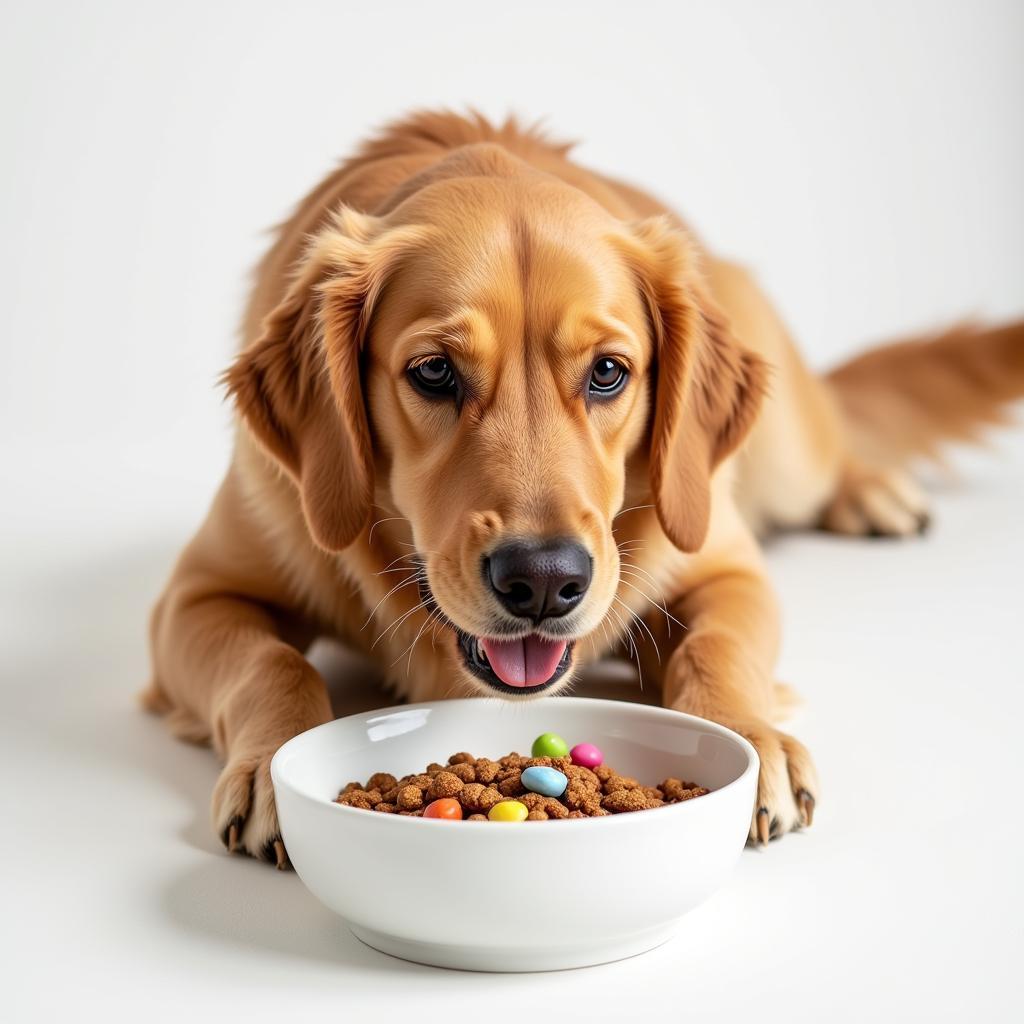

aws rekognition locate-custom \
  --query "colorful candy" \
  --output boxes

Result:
[487,800,529,822]
[521,765,568,797]
[423,798,463,820]
[570,742,604,769]
[531,732,569,758]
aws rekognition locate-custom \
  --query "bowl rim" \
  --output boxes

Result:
[271,696,759,832]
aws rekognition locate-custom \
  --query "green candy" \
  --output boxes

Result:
[531,732,569,758]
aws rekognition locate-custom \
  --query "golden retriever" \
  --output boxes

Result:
[144,111,1023,866]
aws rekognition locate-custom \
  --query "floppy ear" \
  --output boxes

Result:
[625,218,770,552]
[223,207,422,552]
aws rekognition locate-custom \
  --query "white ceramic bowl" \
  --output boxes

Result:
[271,696,757,971]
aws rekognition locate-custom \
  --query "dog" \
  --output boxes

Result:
[144,111,1024,866]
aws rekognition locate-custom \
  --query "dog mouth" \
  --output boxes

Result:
[416,577,575,696]
[457,631,575,695]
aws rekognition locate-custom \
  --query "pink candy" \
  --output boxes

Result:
[569,742,603,769]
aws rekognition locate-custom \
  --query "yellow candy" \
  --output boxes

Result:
[487,800,529,822]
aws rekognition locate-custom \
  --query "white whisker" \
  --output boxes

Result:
[613,595,661,666]
[396,607,443,674]
[371,598,431,650]
[361,570,425,631]
[617,565,686,634]
[366,516,407,546]
[613,503,654,520]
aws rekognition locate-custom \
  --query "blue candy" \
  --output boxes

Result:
[521,765,568,798]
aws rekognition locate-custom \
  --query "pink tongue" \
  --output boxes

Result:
[480,635,568,688]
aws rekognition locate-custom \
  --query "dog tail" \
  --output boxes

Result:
[825,320,1024,467]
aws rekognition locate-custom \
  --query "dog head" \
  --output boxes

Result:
[226,156,767,696]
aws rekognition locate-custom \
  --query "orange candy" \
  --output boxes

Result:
[422,798,463,820]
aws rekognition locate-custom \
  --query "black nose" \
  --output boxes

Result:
[485,538,592,622]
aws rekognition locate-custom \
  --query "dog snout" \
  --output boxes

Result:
[484,538,592,622]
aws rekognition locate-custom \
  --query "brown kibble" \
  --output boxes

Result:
[457,783,488,813]
[660,777,686,800]
[497,770,525,796]
[478,787,504,811]
[339,752,709,821]
[602,789,649,813]
[660,778,709,802]
[396,785,424,810]
[563,780,586,807]
[564,764,600,788]
[449,762,476,783]
[427,771,464,800]
[543,798,569,819]
[680,786,709,801]
[602,774,640,794]
[336,791,374,809]
[564,780,601,813]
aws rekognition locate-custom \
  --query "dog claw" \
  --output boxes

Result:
[223,816,244,853]
[797,789,815,827]
[273,838,289,871]
[756,807,770,845]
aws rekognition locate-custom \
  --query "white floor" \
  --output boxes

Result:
[3,437,1022,1023]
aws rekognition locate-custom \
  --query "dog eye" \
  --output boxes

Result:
[408,357,458,399]
[589,357,628,397]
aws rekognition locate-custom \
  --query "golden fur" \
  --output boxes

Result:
[144,111,1024,864]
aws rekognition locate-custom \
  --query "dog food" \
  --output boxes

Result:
[521,765,568,797]
[488,799,529,822]
[569,742,603,769]
[334,731,710,821]
[422,797,462,820]
[531,732,570,758]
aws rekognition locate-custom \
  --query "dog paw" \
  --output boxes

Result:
[725,718,819,845]
[211,751,290,869]
[821,465,930,538]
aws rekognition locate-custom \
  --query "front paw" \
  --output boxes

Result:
[724,718,819,844]
[211,750,289,869]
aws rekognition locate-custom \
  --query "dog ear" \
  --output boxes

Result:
[623,218,770,552]
[223,207,422,552]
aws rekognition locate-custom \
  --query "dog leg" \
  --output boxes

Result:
[150,586,332,868]
[819,458,930,537]
[658,562,819,843]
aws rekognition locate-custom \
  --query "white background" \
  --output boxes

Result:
[1,1,1021,1021]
